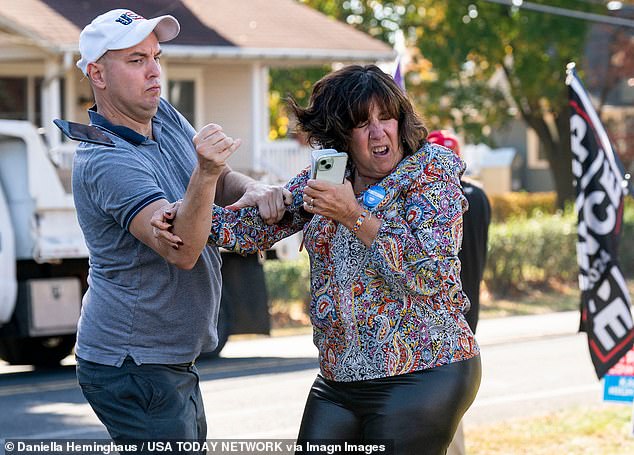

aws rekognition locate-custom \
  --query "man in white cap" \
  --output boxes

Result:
[72,9,290,443]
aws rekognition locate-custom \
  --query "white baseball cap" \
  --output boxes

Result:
[77,9,180,75]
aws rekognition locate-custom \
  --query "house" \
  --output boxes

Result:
[0,0,395,179]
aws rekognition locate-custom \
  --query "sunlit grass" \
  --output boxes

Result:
[465,404,634,455]
[479,279,634,319]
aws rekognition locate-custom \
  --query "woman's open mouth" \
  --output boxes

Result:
[372,146,389,156]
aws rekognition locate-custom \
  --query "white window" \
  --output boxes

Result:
[166,67,203,129]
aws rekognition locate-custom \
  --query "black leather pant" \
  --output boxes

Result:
[296,355,481,455]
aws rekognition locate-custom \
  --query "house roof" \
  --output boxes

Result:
[0,0,395,62]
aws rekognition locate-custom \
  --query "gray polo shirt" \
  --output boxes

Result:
[72,99,222,367]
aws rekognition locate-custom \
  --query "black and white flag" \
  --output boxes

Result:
[567,64,633,379]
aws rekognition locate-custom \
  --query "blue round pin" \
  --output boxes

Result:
[363,185,386,208]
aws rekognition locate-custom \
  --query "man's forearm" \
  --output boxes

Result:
[215,167,256,206]
[169,166,218,268]
[129,166,218,270]
[215,166,292,225]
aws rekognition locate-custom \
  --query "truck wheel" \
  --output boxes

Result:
[0,335,75,367]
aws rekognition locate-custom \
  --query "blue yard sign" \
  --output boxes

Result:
[603,375,634,403]
[603,346,634,403]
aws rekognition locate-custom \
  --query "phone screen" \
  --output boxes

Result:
[53,119,114,146]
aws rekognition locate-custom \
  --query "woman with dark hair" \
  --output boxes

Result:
[153,64,481,454]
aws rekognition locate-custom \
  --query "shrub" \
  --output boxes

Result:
[263,252,310,306]
[485,196,634,295]
[489,192,558,222]
[484,211,578,295]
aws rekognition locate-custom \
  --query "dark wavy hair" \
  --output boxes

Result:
[289,64,427,156]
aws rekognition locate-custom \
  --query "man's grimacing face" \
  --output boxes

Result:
[95,32,163,123]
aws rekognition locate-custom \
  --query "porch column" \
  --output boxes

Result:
[64,58,77,122]
[42,58,62,148]
[250,63,269,175]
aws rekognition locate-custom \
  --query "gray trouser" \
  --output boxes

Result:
[77,356,207,445]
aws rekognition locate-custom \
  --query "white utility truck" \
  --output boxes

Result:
[0,120,88,366]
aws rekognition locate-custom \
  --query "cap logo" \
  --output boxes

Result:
[115,11,145,26]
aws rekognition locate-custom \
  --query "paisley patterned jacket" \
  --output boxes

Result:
[209,142,480,381]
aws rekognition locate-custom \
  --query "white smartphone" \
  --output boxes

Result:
[311,149,348,184]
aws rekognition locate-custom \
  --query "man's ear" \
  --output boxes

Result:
[86,62,106,89]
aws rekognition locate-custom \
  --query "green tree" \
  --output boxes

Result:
[407,1,608,208]
[298,0,633,208]
[269,66,330,139]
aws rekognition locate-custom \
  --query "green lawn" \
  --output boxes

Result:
[479,281,580,318]
[465,404,634,455]
[479,279,634,319]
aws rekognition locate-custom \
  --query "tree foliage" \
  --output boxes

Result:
[409,0,603,207]
[289,0,633,206]
[268,66,331,139]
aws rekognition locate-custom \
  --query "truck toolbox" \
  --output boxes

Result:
[26,278,81,337]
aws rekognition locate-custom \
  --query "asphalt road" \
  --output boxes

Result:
[0,313,608,443]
